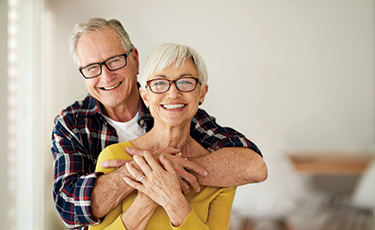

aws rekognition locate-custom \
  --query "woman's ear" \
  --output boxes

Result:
[139,87,149,108]
[199,84,209,105]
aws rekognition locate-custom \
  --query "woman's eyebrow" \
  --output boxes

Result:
[152,73,193,79]
[179,74,193,78]
[152,74,167,78]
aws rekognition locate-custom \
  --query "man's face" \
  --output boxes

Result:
[76,26,139,114]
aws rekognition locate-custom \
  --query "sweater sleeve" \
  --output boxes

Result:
[172,187,237,230]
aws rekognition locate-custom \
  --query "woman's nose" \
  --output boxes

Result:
[167,83,181,98]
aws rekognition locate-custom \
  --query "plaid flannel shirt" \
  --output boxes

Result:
[51,94,261,229]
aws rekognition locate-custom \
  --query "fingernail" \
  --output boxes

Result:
[204,170,208,176]
[196,187,200,192]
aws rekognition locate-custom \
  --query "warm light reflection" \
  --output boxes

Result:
[7,0,19,228]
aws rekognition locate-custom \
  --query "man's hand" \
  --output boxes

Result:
[126,147,208,194]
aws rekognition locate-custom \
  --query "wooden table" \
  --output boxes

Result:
[287,152,375,175]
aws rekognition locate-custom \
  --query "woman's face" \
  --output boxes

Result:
[140,58,208,129]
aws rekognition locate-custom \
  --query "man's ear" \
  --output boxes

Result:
[199,84,209,105]
[132,48,140,75]
[139,87,149,107]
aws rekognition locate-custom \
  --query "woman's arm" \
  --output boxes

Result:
[204,187,237,229]
[123,152,191,227]
[172,187,237,230]
[91,145,158,230]
[120,193,158,230]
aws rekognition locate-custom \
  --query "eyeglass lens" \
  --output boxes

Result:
[80,52,130,79]
[148,77,199,93]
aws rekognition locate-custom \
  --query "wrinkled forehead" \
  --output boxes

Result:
[77,27,125,66]
[149,58,199,79]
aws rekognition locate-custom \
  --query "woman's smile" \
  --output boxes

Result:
[161,103,186,110]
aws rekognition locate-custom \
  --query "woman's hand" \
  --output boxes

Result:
[123,151,191,227]
[126,146,208,194]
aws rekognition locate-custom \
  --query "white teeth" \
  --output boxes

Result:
[163,104,185,109]
[103,82,121,90]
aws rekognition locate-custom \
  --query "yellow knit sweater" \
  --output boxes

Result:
[89,141,236,230]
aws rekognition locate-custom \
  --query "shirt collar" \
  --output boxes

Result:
[75,94,99,117]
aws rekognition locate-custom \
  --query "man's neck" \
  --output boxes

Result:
[101,93,140,122]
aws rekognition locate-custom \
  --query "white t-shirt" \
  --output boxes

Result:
[103,111,146,143]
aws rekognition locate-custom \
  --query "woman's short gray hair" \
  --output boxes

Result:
[70,18,134,67]
[140,43,208,89]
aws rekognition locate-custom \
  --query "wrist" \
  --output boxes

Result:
[135,192,159,209]
[164,197,191,227]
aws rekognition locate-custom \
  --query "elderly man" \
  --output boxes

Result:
[52,17,267,229]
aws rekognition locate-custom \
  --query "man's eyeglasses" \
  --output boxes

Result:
[146,76,201,94]
[79,49,133,79]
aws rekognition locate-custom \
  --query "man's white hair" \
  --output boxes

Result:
[70,18,134,67]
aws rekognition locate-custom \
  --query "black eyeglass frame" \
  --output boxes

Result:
[146,77,201,94]
[79,49,133,79]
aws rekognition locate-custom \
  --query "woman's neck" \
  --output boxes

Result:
[131,122,204,158]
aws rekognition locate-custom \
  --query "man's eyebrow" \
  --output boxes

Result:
[81,62,98,68]
[81,54,122,68]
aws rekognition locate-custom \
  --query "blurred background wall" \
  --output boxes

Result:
[0,0,374,229]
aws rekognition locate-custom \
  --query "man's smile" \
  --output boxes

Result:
[100,81,123,91]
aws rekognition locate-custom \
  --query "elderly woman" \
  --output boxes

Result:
[91,43,236,230]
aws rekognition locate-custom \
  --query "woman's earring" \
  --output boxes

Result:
[199,102,202,106]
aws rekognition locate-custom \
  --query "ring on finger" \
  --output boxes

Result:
[139,175,145,182]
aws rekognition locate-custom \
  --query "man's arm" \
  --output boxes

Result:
[124,146,266,193]
[52,118,101,228]
[52,112,136,227]
[189,147,267,187]
[189,109,267,186]
[91,164,135,218]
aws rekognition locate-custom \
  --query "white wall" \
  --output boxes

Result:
[28,0,375,228]
[49,0,374,153]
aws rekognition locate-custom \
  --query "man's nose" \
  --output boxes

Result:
[100,65,115,81]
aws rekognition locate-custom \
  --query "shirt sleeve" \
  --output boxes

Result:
[172,187,237,230]
[51,114,103,229]
[190,109,262,156]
